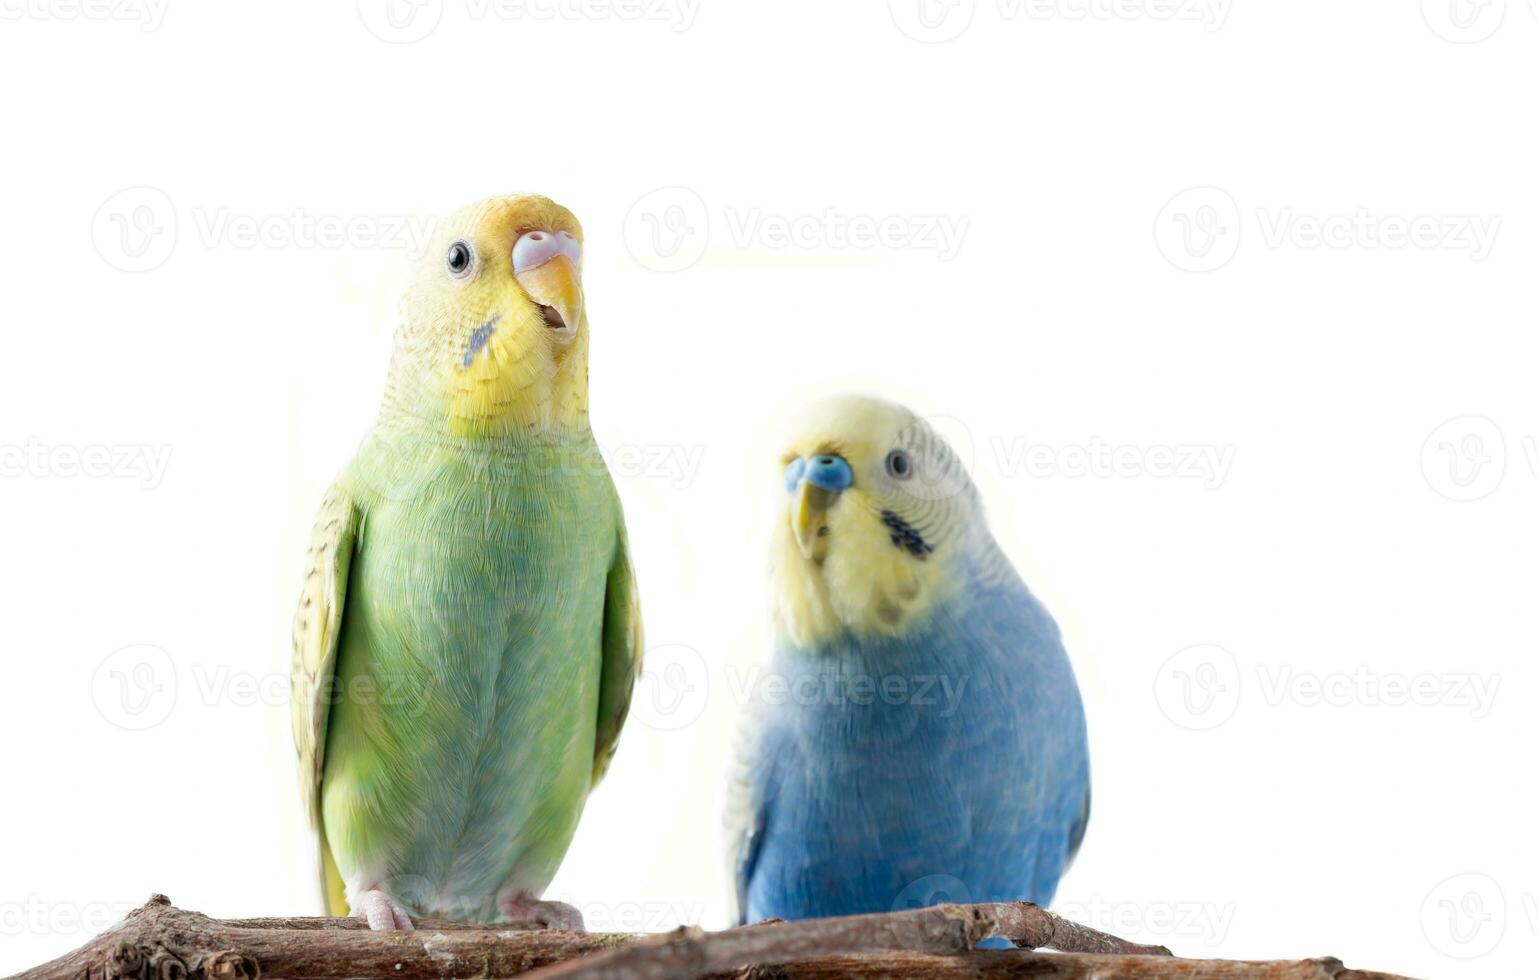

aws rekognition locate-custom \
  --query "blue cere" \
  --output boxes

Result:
[807,454,853,492]
[784,457,808,493]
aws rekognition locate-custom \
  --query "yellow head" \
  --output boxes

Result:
[382,194,590,438]
[770,395,990,649]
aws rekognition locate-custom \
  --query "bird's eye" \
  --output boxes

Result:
[885,449,913,480]
[445,241,475,279]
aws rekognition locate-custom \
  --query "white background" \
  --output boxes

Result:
[1,2,1534,977]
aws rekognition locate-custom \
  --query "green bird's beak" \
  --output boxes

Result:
[513,252,583,341]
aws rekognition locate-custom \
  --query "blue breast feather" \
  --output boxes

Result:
[738,564,1090,930]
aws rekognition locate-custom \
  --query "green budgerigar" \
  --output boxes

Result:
[290,194,642,931]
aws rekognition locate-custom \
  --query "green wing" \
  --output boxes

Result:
[289,482,360,914]
[592,515,643,787]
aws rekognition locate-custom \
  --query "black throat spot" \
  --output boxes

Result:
[881,510,934,559]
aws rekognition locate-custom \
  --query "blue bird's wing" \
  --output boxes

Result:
[1066,786,1090,868]
[723,697,773,925]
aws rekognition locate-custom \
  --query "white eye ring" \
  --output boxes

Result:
[885,449,914,480]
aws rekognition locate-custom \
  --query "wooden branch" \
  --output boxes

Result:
[708,954,1414,979]
[9,895,1421,980]
[519,901,1171,979]
[12,896,616,980]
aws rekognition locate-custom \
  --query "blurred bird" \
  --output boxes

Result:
[290,195,643,931]
[726,395,1089,932]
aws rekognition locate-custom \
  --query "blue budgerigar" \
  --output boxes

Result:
[725,395,1090,928]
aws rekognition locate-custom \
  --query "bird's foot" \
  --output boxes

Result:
[357,889,415,931]
[499,894,585,931]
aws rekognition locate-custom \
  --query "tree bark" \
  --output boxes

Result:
[9,895,1420,980]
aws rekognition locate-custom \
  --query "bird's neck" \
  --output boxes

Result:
[376,349,591,441]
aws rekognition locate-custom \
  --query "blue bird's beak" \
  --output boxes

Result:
[788,454,851,562]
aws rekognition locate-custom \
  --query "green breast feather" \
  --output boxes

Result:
[293,427,643,921]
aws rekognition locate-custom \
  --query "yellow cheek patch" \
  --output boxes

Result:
[441,306,584,437]
[771,522,839,649]
[771,494,951,648]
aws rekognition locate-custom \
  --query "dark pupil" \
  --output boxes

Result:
[449,244,470,272]
[892,452,909,475]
